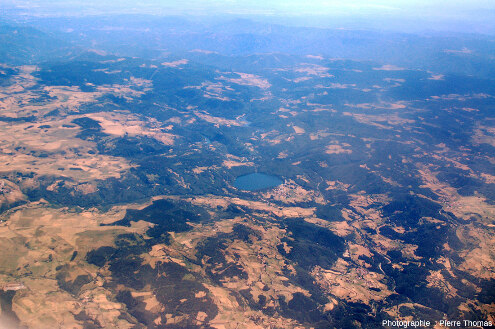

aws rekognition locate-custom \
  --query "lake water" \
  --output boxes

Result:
[233,173,283,191]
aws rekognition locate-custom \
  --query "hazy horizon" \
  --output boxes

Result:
[2,0,495,34]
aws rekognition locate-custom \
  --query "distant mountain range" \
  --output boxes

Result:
[1,16,495,78]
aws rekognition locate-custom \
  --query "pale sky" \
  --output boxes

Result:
[5,0,495,16]
[179,0,495,13]
[3,0,495,33]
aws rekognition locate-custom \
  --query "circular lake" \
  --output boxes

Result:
[233,173,283,191]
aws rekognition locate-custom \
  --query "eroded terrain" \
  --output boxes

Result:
[0,52,494,328]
